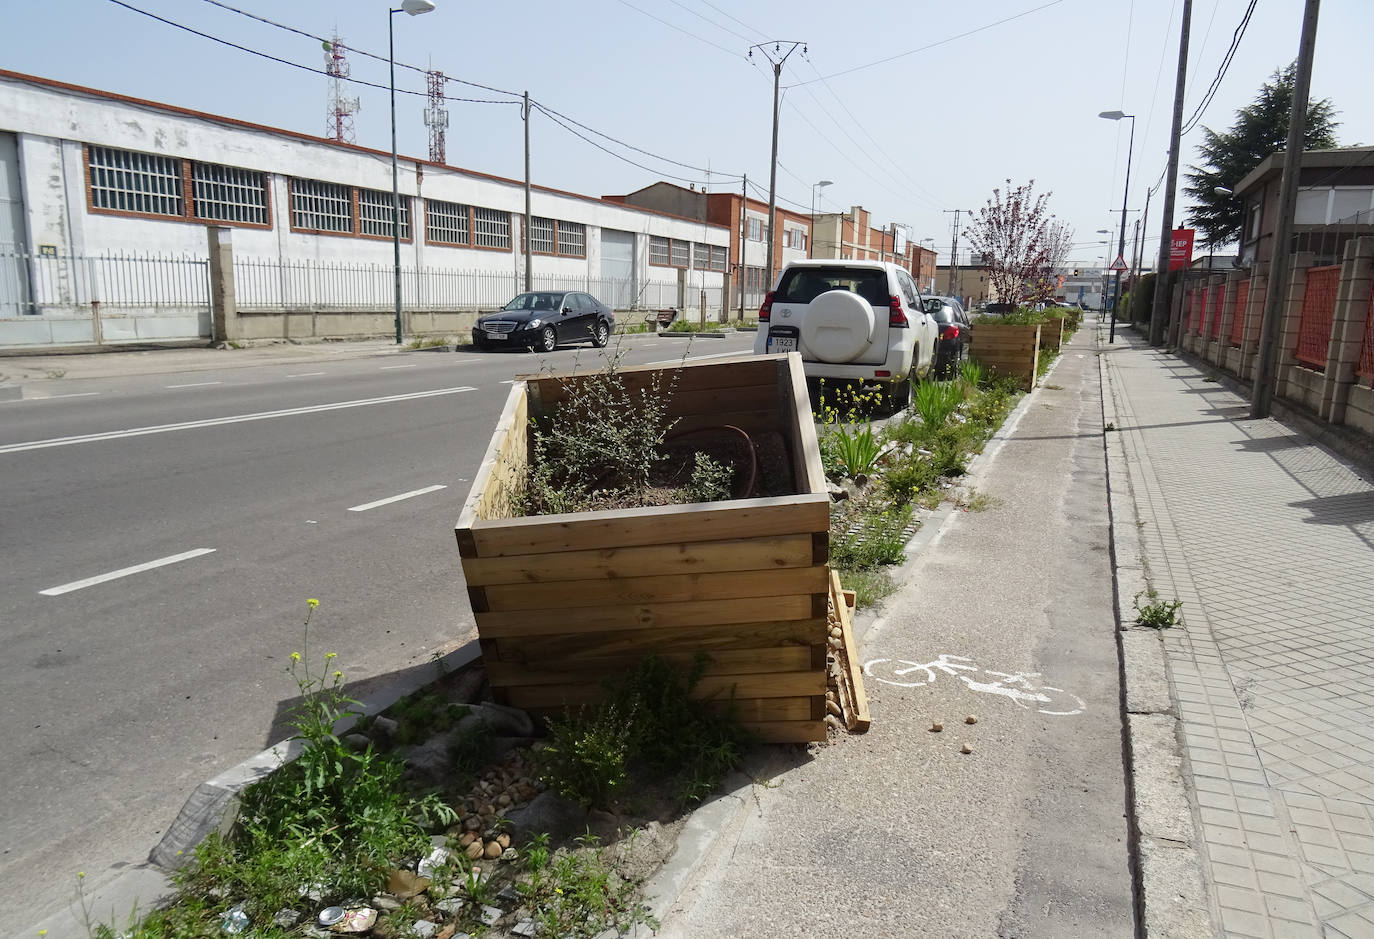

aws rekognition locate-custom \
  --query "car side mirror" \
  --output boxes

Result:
[561,307,571,315]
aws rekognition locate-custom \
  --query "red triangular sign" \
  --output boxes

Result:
[1109,254,1128,272]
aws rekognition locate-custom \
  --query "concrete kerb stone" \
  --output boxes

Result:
[1098,332,1215,939]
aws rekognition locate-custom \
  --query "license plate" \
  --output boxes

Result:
[485,331,507,340]
[768,335,797,354]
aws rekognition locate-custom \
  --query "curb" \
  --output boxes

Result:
[1098,332,1215,938]
[656,330,728,338]
[23,641,481,938]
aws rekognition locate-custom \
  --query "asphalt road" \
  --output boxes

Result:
[1,331,757,927]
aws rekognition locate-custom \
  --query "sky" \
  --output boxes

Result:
[2,0,1371,268]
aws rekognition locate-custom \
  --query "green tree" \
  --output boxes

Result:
[1183,63,1339,248]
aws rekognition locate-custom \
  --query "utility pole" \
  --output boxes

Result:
[943,209,964,295]
[1132,184,1155,292]
[749,41,805,293]
[522,91,533,293]
[1149,0,1193,346]
[738,173,747,322]
[1251,0,1322,419]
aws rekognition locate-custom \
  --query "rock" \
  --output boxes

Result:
[370,716,400,740]
[826,480,849,502]
[825,700,843,718]
[829,626,843,639]
[447,667,487,704]
[371,895,402,912]
[467,703,534,737]
[479,905,503,926]
[459,832,477,847]
[824,714,843,731]
[483,840,502,859]
[501,847,519,862]
[497,793,513,808]
[343,733,372,752]
[961,743,973,754]
[503,791,588,842]
[463,816,482,831]
[495,884,521,903]
[434,897,465,915]
[930,722,943,732]
[464,841,483,860]
[417,847,450,878]
[496,833,511,849]
[272,910,302,928]
[400,729,465,784]
[411,919,439,939]
[512,920,538,937]
[430,834,449,848]
[965,715,978,725]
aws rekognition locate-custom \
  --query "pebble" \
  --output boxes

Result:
[825,700,843,718]
[966,715,978,725]
[961,743,973,754]
[496,833,511,849]
[930,721,943,733]
[483,840,502,859]
[512,920,538,937]
[501,847,519,861]
[435,897,466,914]
[459,832,478,848]
[412,919,439,939]
[829,626,843,639]
[371,895,402,912]
[479,905,503,926]
[464,841,483,860]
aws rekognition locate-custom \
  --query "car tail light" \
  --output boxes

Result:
[874,370,891,378]
[940,324,961,340]
[759,291,775,322]
[888,295,908,327]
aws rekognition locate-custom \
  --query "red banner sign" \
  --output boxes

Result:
[1169,228,1195,271]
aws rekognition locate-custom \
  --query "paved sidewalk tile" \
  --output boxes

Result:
[1104,331,1374,938]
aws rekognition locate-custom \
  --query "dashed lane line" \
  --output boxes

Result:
[347,484,448,513]
[39,548,217,596]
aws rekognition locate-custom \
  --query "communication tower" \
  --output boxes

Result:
[323,36,361,144]
[424,70,449,164]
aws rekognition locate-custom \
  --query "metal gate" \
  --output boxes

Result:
[1295,265,1341,369]
[599,229,637,309]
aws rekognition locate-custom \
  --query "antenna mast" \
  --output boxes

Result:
[424,70,449,163]
[324,35,361,144]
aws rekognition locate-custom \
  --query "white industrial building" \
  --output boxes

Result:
[0,69,731,347]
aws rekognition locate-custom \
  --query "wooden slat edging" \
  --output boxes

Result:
[785,352,827,494]
[518,352,781,387]
[742,719,827,743]
[476,594,816,637]
[485,646,815,686]
[490,618,824,663]
[503,670,825,709]
[456,382,527,543]
[831,570,871,732]
[481,565,829,612]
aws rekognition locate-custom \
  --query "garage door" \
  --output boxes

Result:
[600,229,635,308]
[0,132,32,316]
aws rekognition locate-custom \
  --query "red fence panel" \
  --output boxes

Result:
[1229,280,1250,346]
[1295,265,1341,369]
[1208,284,1226,338]
[1358,287,1374,379]
[1186,290,1199,331]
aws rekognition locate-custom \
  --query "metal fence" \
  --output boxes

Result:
[1295,265,1341,369]
[0,249,209,316]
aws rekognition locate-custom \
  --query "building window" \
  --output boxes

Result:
[748,218,762,241]
[649,235,671,266]
[427,199,470,245]
[358,188,410,239]
[693,243,712,269]
[557,220,586,257]
[192,163,267,225]
[711,246,727,272]
[88,145,184,217]
[291,178,353,233]
[670,239,690,268]
[473,207,511,249]
[529,216,555,254]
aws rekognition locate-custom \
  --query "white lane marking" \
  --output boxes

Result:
[649,349,753,366]
[348,484,447,512]
[380,364,418,370]
[39,548,217,596]
[0,386,477,455]
[500,380,515,384]
[4,392,103,404]
[287,371,326,378]
[166,381,222,388]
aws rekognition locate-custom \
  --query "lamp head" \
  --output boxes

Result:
[401,0,436,14]
[1098,110,1130,121]
[816,180,833,188]
[1214,186,1233,196]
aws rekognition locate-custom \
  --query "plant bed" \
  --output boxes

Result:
[1038,315,1065,352]
[456,353,832,745]
[970,319,1041,391]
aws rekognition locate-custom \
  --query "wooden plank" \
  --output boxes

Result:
[831,569,871,732]
[741,719,827,744]
[485,646,815,686]
[715,697,814,722]
[456,382,527,539]
[468,492,830,557]
[521,355,782,403]
[668,409,784,436]
[503,670,825,709]
[476,594,816,637]
[481,564,829,612]
[490,619,824,663]
[659,382,780,416]
[784,352,827,495]
[461,533,815,586]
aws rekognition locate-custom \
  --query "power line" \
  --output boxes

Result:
[1180,0,1257,136]
[530,99,741,180]
[693,0,765,39]
[790,0,1067,86]
[532,103,716,186]
[663,0,755,44]
[614,0,743,58]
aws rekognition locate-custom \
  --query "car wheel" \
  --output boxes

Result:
[536,326,557,353]
[885,378,912,412]
[592,320,610,348]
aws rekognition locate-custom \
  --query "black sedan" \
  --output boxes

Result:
[924,295,972,378]
[472,291,614,352]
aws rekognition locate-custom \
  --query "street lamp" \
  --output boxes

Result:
[1099,109,1136,344]
[810,179,833,258]
[390,0,436,345]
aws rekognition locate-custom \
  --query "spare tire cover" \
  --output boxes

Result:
[800,289,876,363]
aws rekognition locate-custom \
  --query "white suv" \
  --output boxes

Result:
[754,259,937,408]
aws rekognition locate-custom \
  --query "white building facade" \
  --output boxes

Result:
[0,69,730,346]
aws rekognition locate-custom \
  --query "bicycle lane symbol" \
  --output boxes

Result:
[862,654,1086,716]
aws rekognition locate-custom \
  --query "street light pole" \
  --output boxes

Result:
[389,0,436,346]
[810,179,832,259]
[1099,110,1135,344]
[749,41,804,292]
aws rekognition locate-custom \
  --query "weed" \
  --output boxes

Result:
[962,489,1000,512]
[958,358,987,391]
[837,567,896,609]
[522,834,656,938]
[881,458,937,505]
[1043,383,1064,391]
[1037,346,1056,377]
[408,336,454,349]
[914,380,963,431]
[1104,422,1117,432]
[682,452,733,503]
[1134,590,1183,629]
[831,504,914,569]
[826,422,881,478]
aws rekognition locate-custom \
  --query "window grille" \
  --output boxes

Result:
[291,178,353,233]
[358,188,409,239]
[649,236,671,265]
[693,243,712,269]
[711,246,728,272]
[671,240,690,268]
[557,220,586,257]
[88,146,184,217]
[530,216,555,254]
[473,207,511,249]
[748,218,762,241]
[426,199,470,245]
[192,162,267,225]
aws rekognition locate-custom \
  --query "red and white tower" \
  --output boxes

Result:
[424,69,449,164]
[324,36,360,144]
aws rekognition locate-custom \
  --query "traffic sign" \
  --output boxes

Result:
[1109,254,1128,272]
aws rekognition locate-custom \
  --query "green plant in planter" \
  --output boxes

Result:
[914,380,963,431]
[827,422,882,478]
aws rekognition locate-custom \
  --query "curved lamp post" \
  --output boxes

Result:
[1099,109,1135,344]
[390,0,437,344]
[809,180,833,258]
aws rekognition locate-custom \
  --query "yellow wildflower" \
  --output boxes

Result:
[307,598,319,608]
[290,652,301,662]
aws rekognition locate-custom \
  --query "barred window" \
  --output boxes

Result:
[473,207,511,249]
[291,178,353,233]
[693,243,711,269]
[557,220,586,257]
[670,239,690,268]
[649,236,670,265]
[358,188,410,239]
[192,162,267,225]
[88,146,183,217]
[529,216,555,254]
[747,218,762,241]
[426,199,470,245]
[710,246,728,272]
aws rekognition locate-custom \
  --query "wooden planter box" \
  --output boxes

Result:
[455,353,832,744]
[970,322,1041,391]
[1039,317,1065,352]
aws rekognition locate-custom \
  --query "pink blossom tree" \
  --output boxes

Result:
[965,180,1061,307]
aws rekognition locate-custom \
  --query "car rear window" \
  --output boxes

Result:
[774,267,888,306]
[924,303,955,324]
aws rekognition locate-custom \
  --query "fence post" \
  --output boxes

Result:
[1217,271,1242,370]
[676,267,687,314]
[207,226,237,343]
[1238,269,1266,380]
[1325,235,1374,424]
[1272,251,1315,404]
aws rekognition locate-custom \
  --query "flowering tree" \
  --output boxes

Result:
[965,180,1059,307]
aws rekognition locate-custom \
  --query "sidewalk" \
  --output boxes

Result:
[1103,328,1374,938]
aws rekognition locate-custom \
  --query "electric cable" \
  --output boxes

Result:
[1180,0,1258,136]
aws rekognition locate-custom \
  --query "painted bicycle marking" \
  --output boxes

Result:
[862,654,1085,716]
